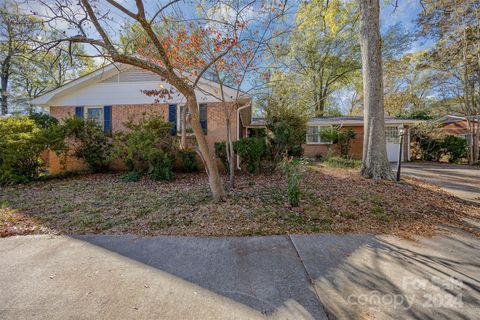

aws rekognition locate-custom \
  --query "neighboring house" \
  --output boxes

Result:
[247,116,418,162]
[31,63,251,173]
[436,115,479,144]
[303,117,416,161]
[248,116,417,162]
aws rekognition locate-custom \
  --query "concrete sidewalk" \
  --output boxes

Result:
[1,231,479,319]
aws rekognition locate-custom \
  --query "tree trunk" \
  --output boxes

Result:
[1,56,10,115]
[181,105,187,149]
[185,95,225,201]
[357,0,393,180]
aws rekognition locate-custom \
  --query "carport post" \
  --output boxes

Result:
[396,127,405,182]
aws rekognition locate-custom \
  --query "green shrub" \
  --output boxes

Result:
[149,150,174,181]
[114,113,176,180]
[121,171,141,182]
[28,112,59,129]
[411,123,446,161]
[266,114,306,162]
[320,127,356,158]
[63,117,112,172]
[280,157,307,207]
[178,149,198,173]
[234,137,267,174]
[321,156,362,169]
[214,141,229,170]
[0,116,44,184]
[442,135,468,163]
[412,123,468,163]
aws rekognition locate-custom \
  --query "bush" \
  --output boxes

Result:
[411,123,468,163]
[28,112,59,129]
[121,171,141,182]
[113,113,176,180]
[321,156,362,169]
[178,149,198,173]
[214,141,228,170]
[63,117,112,172]
[234,137,267,174]
[0,116,45,184]
[266,114,306,161]
[320,127,356,158]
[442,135,468,163]
[149,150,174,181]
[280,157,307,207]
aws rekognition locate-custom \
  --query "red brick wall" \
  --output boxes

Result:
[303,125,410,161]
[48,102,239,173]
[111,104,167,132]
[303,126,364,159]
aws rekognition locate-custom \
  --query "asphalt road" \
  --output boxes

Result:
[400,162,480,204]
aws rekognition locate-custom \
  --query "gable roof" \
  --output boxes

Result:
[31,63,250,106]
[436,114,479,124]
[308,116,419,126]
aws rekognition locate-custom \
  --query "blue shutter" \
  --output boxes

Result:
[75,106,84,118]
[168,104,177,135]
[103,106,112,133]
[199,104,207,134]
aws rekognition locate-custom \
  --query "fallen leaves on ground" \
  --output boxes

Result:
[0,164,478,238]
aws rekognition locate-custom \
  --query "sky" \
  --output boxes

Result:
[379,0,433,52]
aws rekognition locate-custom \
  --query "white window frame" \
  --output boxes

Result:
[306,125,334,145]
[84,106,104,129]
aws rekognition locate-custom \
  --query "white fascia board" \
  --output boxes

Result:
[31,64,132,106]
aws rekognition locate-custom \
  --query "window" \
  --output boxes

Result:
[176,104,207,134]
[85,107,104,128]
[385,126,399,144]
[177,105,192,134]
[307,126,319,143]
[306,125,332,144]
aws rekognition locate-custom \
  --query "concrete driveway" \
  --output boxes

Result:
[400,162,480,203]
[1,231,479,320]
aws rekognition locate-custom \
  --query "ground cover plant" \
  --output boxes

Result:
[1,163,478,239]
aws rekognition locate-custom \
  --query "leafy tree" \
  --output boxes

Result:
[418,0,480,163]
[35,0,290,200]
[274,0,360,116]
[264,90,309,162]
[11,42,95,111]
[0,1,42,114]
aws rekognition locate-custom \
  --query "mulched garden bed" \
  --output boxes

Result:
[1,164,479,238]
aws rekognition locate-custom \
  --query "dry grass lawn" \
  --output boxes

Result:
[1,163,478,238]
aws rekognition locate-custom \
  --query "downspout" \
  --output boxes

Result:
[236,103,250,170]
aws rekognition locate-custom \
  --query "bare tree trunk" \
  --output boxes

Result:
[1,57,10,115]
[357,0,393,180]
[180,105,186,150]
[186,95,225,201]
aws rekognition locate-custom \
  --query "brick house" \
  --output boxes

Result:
[436,115,478,144]
[247,116,417,161]
[32,63,251,173]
